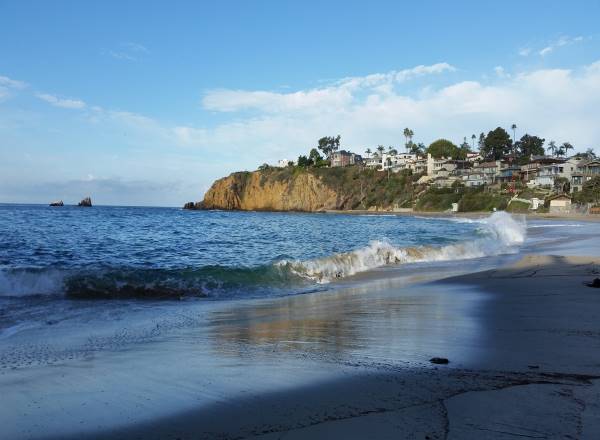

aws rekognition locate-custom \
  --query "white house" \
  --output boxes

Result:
[462,172,487,187]
[548,194,572,213]
[533,158,581,187]
[366,152,423,173]
[276,159,292,167]
[426,154,452,176]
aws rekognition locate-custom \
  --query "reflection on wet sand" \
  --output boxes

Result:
[209,272,487,365]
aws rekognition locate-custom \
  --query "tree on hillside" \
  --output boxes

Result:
[548,140,557,157]
[576,148,597,160]
[427,139,464,159]
[309,148,324,165]
[481,127,512,160]
[403,128,414,152]
[410,142,425,155]
[516,134,545,159]
[561,142,574,157]
[388,146,398,155]
[478,133,486,152]
[471,134,476,149]
[511,124,517,143]
[297,155,311,167]
[317,135,341,159]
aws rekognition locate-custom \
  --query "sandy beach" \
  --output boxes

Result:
[2,217,600,439]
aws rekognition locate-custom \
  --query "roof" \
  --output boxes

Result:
[547,193,572,201]
[579,159,600,166]
[474,161,498,168]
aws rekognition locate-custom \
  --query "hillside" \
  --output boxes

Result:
[198,166,420,211]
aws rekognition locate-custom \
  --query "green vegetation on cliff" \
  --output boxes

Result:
[414,186,509,212]
[256,165,422,210]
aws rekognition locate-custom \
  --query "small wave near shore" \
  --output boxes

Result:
[280,212,526,282]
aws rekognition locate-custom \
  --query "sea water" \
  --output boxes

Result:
[0,204,525,301]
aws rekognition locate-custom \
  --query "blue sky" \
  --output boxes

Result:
[1,0,600,206]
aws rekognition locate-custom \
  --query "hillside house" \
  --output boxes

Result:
[472,161,501,184]
[571,160,600,192]
[548,194,572,213]
[330,150,362,167]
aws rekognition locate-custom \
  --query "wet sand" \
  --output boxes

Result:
[2,224,600,439]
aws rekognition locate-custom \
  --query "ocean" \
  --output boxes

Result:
[0,204,525,303]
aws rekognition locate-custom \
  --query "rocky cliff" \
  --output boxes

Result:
[201,170,340,211]
[198,166,419,212]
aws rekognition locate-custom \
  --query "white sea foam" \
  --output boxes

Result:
[0,268,65,297]
[279,212,526,282]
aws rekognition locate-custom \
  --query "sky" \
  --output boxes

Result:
[1,0,600,206]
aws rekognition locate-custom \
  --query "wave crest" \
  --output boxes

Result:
[279,212,525,282]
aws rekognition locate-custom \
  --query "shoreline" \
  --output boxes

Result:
[40,252,600,440]
[321,208,600,222]
[3,218,600,439]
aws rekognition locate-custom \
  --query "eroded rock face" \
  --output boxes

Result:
[78,197,92,207]
[201,171,339,211]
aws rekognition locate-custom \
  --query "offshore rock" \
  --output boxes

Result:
[183,201,202,210]
[49,200,64,206]
[78,197,92,207]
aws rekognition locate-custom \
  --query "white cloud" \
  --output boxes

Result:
[107,42,149,61]
[337,62,456,89]
[202,87,353,113]
[108,50,137,61]
[36,93,86,109]
[0,75,27,101]
[518,48,531,57]
[123,42,149,53]
[494,66,510,78]
[0,75,27,89]
[538,35,584,56]
[202,62,456,113]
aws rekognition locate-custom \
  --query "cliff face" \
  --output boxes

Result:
[201,170,340,211]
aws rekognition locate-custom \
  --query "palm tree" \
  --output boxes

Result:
[586,148,597,159]
[548,140,557,157]
[377,145,385,155]
[471,134,476,149]
[511,124,517,143]
[365,148,372,159]
[561,142,574,157]
[388,146,398,155]
[403,128,414,152]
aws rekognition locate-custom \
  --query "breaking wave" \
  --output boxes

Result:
[0,212,525,299]
[279,212,526,282]
[0,265,306,299]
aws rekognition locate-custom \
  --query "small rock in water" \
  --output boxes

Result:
[528,365,540,369]
[429,357,449,365]
[586,278,600,288]
[78,197,92,207]
[183,201,202,210]
[49,200,64,207]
